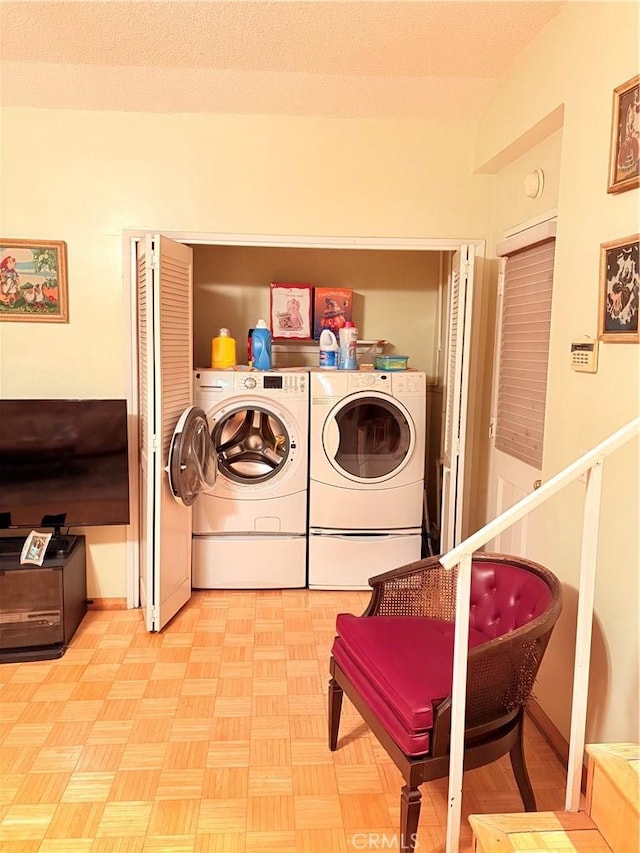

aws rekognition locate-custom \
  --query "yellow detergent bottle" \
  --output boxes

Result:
[211,328,237,369]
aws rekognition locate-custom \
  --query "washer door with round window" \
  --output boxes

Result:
[215,404,294,486]
[166,406,217,506]
[322,391,417,486]
[192,398,308,536]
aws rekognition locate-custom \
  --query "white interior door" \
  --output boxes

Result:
[440,244,475,553]
[487,233,556,554]
[137,233,194,631]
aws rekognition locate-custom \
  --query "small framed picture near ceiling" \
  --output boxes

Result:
[0,239,68,322]
[598,234,639,343]
[607,74,640,194]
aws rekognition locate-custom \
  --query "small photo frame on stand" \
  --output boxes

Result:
[597,234,639,343]
[269,282,313,340]
[20,531,53,566]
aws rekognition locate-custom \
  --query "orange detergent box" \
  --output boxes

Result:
[313,287,353,339]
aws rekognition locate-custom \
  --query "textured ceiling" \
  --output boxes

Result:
[0,1,566,119]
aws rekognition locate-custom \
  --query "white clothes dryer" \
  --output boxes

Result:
[192,369,309,589]
[308,370,426,590]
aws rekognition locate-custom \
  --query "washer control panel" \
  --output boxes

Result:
[247,372,307,396]
[194,369,307,398]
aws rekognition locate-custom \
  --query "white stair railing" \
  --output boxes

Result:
[439,416,640,853]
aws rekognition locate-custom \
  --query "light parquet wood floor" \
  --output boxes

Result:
[0,589,568,852]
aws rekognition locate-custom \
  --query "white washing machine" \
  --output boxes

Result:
[308,370,426,590]
[192,369,309,589]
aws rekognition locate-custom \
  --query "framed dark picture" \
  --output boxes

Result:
[598,234,639,342]
[607,74,640,194]
[0,239,68,322]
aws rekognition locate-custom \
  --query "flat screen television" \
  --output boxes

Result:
[0,399,130,535]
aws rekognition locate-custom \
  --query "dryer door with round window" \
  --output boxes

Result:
[323,392,416,484]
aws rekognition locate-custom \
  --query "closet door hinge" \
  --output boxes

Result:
[489,419,495,439]
[150,249,159,271]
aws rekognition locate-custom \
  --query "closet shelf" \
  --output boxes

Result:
[272,339,389,356]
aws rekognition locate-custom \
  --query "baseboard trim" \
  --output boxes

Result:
[526,699,588,792]
[526,699,568,765]
[87,598,127,610]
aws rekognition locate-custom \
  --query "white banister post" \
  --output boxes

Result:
[565,459,604,811]
[445,552,473,853]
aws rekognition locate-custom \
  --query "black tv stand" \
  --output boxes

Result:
[0,532,73,561]
[0,535,87,663]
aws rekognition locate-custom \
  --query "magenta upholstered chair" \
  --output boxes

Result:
[328,553,563,853]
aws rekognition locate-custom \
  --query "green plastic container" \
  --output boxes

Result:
[375,355,409,371]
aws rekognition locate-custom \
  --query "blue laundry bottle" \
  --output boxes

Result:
[251,320,272,370]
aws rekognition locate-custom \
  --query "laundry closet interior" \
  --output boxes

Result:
[202,243,451,518]
[135,235,468,615]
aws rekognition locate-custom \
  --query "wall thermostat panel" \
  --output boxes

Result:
[570,339,598,373]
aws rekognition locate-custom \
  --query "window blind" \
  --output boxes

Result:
[495,239,555,469]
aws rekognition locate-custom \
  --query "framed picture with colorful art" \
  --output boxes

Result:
[313,287,353,339]
[607,74,640,194]
[269,282,313,340]
[0,239,68,322]
[598,234,639,342]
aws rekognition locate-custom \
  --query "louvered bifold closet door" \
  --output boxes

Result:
[440,245,474,552]
[495,239,555,469]
[153,235,194,631]
[158,245,193,472]
[137,237,154,618]
[137,234,194,632]
[443,264,461,471]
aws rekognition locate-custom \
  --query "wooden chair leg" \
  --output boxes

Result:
[400,784,422,852]
[328,677,343,751]
[509,714,536,811]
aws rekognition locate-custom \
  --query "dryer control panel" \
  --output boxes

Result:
[347,371,425,396]
[390,372,426,396]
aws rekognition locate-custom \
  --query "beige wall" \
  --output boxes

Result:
[476,1,639,745]
[0,111,491,596]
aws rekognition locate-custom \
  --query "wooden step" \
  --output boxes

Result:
[469,810,612,853]
[470,743,639,853]
[586,743,639,852]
